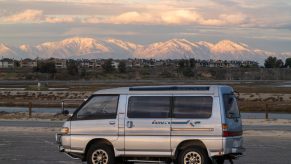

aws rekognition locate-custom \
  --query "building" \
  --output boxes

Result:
[20,58,37,68]
[0,58,14,68]
[54,59,67,69]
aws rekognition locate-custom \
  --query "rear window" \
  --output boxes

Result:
[128,96,170,118]
[173,96,213,118]
[223,94,240,118]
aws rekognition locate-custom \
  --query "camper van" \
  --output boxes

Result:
[56,85,244,164]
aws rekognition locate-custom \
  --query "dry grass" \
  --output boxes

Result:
[238,100,291,113]
[0,112,69,120]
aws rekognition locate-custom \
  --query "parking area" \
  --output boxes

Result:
[1,120,291,164]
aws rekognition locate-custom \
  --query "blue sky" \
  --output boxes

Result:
[0,0,291,52]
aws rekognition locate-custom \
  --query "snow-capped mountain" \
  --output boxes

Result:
[0,37,290,64]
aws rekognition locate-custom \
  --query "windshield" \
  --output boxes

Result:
[72,95,119,120]
[223,94,240,118]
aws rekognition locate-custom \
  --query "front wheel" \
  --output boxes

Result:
[178,146,211,164]
[86,143,115,164]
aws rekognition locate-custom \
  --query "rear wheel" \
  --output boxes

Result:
[86,143,115,164]
[178,146,211,164]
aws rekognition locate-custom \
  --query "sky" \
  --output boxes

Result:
[0,0,291,53]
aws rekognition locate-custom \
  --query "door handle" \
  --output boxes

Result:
[127,121,133,128]
[109,121,115,125]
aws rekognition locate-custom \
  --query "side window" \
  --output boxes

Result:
[75,95,119,120]
[128,96,170,118]
[173,96,213,118]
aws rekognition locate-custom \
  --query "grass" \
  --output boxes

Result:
[238,100,291,113]
[1,80,291,113]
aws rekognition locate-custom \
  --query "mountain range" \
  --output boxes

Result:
[1,37,290,64]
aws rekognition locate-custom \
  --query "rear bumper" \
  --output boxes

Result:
[223,136,245,156]
[231,146,245,154]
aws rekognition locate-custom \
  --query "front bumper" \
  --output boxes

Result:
[56,133,65,152]
[56,133,62,144]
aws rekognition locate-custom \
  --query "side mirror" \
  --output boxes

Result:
[62,110,69,115]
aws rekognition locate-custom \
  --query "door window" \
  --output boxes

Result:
[75,95,119,120]
[173,96,212,118]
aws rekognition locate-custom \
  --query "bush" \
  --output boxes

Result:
[182,67,195,77]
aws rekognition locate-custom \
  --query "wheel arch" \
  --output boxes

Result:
[83,138,114,161]
[174,139,210,159]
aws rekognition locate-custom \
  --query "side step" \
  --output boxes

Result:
[127,160,170,163]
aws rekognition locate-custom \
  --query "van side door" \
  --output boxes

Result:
[70,95,119,151]
[124,95,171,156]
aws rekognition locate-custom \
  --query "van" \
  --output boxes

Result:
[56,85,244,164]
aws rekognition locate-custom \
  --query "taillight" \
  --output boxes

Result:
[222,124,242,137]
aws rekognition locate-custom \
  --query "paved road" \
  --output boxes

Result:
[0,130,79,164]
[1,120,291,164]
[0,120,64,127]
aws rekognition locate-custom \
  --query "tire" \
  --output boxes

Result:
[177,146,211,164]
[86,143,115,164]
[215,157,224,164]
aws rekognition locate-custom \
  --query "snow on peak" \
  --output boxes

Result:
[106,38,140,50]
[19,44,31,51]
[0,43,12,53]
[0,38,290,64]
[212,40,249,53]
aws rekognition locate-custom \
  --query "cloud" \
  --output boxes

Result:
[18,0,120,3]
[82,16,102,24]
[82,10,250,26]
[107,11,158,24]
[45,16,76,23]
[0,8,252,27]
[2,9,44,23]
[0,9,77,24]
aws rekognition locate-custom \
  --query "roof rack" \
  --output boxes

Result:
[129,86,210,91]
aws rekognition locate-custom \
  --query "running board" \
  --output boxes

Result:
[127,160,169,163]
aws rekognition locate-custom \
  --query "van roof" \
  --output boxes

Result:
[93,85,232,96]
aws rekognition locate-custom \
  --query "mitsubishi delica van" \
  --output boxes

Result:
[56,85,244,164]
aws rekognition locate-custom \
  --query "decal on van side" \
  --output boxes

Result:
[152,120,199,127]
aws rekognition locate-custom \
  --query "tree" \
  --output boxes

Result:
[118,61,127,73]
[38,61,56,74]
[66,60,79,76]
[275,59,284,68]
[14,60,20,68]
[80,68,87,78]
[178,59,186,68]
[102,59,114,73]
[183,67,195,77]
[264,56,278,68]
[285,58,291,68]
[189,58,196,68]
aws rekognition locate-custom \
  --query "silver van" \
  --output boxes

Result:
[56,85,244,164]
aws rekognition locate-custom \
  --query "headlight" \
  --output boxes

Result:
[60,127,69,134]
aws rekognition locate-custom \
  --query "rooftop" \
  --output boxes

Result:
[94,85,231,95]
